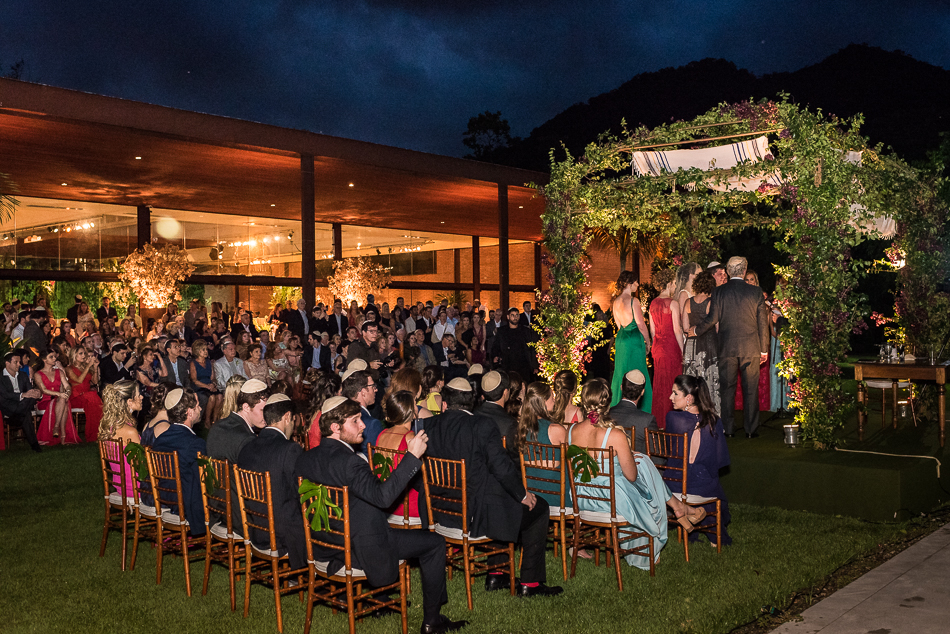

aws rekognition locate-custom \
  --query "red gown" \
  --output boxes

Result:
[36,370,80,445]
[375,430,419,519]
[307,411,322,449]
[735,350,772,412]
[69,367,104,442]
[649,298,682,430]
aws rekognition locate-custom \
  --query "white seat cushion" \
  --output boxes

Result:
[683,494,717,505]
[108,492,137,507]
[71,408,84,414]
[387,514,423,527]
[549,506,573,518]
[138,504,158,518]
[578,510,628,524]
[250,542,285,558]
[433,524,490,542]
[209,521,242,541]
[311,559,367,579]
[160,510,189,527]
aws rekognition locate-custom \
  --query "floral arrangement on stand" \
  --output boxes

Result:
[327,256,391,304]
[119,244,195,309]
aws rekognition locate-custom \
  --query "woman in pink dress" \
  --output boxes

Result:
[34,351,80,445]
[67,347,103,442]
[648,269,684,429]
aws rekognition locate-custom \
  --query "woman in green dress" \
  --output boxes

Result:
[610,271,652,409]
[519,381,569,508]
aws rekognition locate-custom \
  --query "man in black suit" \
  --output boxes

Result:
[100,343,136,390]
[230,312,259,342]
[207,378,269,463]
[311,305,329,337]
[326,299,348,338]
[432,334,467,381]
[416,306,434,346]
[491,308,537,382]
[21,310,48,361]
[96,296,119,325]
[518,301,535,328]
[160,338,191,390]
[692,256,770,438]
[236,394,306,569]
[302,332,331,373]
[66,295,83,328]
[473,371,518,462]
[151,388,207,536]
[281,298,314,340]
[423,378,562,598]
[295,396,466,634]
[608,369,664,464]
[0,351,42,451]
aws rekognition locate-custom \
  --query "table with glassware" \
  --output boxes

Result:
[854,359,949,447]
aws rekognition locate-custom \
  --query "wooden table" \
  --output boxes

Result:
[854,360,949,447]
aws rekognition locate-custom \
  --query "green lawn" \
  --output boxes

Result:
[0,443,912,634]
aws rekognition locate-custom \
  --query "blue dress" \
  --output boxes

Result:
[663,411,732,545]
[569,426,671,570]
[769,336,789,411]
[523,419,571,509]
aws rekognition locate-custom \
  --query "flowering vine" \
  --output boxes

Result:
[119,244,195,309]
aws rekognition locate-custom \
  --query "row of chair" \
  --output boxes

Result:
[0,407,87,449]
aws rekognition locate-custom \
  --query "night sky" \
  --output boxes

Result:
[2,1,948,157]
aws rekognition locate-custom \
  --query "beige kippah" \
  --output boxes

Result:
[321,395,349,414]
[265,393,291,405]
[164,388,184,409]
[624,369,646,385]
[467,364,484,376]
[481,371,502,392]
[347,359,368,372]
[240,378,268,394]
[341,368,359,382]
[446,377,473,392]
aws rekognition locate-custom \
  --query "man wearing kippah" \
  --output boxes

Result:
[609,369,664,466]
[206,379,269,463]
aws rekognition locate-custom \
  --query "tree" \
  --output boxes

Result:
[586,226,662,278]
[463,111,517,161]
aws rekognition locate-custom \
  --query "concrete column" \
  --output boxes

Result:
[136,205,150,249]
[472,236,481,304]
[498,184,509,312]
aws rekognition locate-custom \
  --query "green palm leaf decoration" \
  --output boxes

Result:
[298,478,341,533]
[371,452,394,481]
[123,442,149,481]
[567,444,600,483]
[197,456,220,496]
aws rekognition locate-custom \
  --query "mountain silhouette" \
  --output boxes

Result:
[493,44,950,171]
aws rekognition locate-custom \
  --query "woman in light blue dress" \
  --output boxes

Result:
[568,378,706,570]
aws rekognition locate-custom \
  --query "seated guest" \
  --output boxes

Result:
[423,377,562,598]
[206,378,269,463]
[473,370,518,461]
[374,390,421,520]
[98,380,144,500]
[305,370,342,449]
[295,396,466,634]
[664,375,732,546]
[100,342,135,390]
[518,381,568,507]
[418,365,444,415]
[609,369,665,465]
[243,343,270,386]
[236,394,306,569]
[340,368,383,455]
[302,332,330,373]
[67,346,103,442]
[551,370,582,425]
[140,383,171,447]
[568,379,705,570]
[0,351,43,452]
[230,312,259,342]
[433,334,468,381]
[213,339,246,392]
[151,388,207,535]
[190,339,221,428]
[161,338,191,390]
[217,375,247,420]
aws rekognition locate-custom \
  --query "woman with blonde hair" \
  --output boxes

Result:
[189,339,220,427]
[218,375,247,421]
[99,380,144,499]
[609,270,652,409]
[567,378,705,570]
[67,346,103,442]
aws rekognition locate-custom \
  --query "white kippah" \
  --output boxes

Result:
[321,395,349,414]
[467,364,484,376]
[481,371,502,392]
[446,377,473,392]
[164,388,184,409]
[240,378,268,394]
[624,369,646,385]
[265,393,291,406]
[707,261,721,269]
[341,368,360,382]
[347,358,368,372]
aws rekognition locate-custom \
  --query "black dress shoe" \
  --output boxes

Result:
[484,575,516,592]
[723,433,735,438]
[31,444,42,453]
[746,432,759,439]
[420,615,469,634]
[518,583,563,598]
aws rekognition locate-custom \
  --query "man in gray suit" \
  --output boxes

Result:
[691,256,770,438]
[608,369,664,465]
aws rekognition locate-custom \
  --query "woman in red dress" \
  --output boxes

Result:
[374,390,420,520]
[35,351,80,445]
[67,347,103,442]
[648,269,684,429]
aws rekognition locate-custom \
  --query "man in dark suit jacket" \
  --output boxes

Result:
[423,378,562,598]
[518,301,535,328]
[431,335,468,381]
[100,343,136,391]
[341,369,384,455]
[95,297,118,325]
[230,312,259,342]
[302,333,331,372]
[160,338,192,390]
[609,369,664,465]
[236,394,306,569]
[473,370,518,462]
[692,256,770,438]
[65,295,82,329]
[0,351,42,451]
[151,388,207,536]
[21,310,48,361]
[326,300,349,338]
[295,396,465,634]
[207,378,269,463]
[281,298,315,340]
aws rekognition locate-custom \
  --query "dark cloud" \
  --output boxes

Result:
[1,1,947,156]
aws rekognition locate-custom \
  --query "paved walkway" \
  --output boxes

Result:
[771,522,950,634]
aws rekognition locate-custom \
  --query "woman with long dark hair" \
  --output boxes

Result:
[648,268,683,427]
[374,390,421,519]
[665,374,731,546]
[519,382,568,502]
[551,370,581,425]
[305,369,342,448]
[609,270,652,409]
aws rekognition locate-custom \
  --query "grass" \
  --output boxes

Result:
[0,442,915,634]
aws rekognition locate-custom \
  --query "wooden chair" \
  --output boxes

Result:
[646,429,722,562]
[146,447,207,595]
[368,444,423,530]
[233,465,308,633]
[519,440,573,580]
[422,456,516,610]
[127,444,160,571]
[569,446,655,590]
[197,453,243,611]
[97,438,135,570]
[864,379,917,429]
[300,481,409,634]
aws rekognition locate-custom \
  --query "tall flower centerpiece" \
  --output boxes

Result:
[119,244,196,308]
[327,256,391,304]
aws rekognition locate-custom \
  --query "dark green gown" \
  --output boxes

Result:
[610,305,652,410]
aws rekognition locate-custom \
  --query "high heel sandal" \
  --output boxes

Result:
[675,507,707,533]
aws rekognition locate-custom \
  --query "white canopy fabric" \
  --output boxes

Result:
[843,151,896,238]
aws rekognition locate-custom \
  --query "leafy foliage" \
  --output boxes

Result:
[197,456,220,496]
[119,244,195,309]
[463,111,517,161]
[371,452,394,481]
[327,256,391,304]
[567,444,600,483]
[123,442,149,482]
[298,478,341,533]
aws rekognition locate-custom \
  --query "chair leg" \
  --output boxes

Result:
[400,563,409,634]
[683,524,690,563]
[243,545,253,618]
[304,568,315,634]
[181,527,192,597]
[462,540,474,610]
[272,559,284,633]
[715,500,722,553]
[345,576,357,634]
[155,522,165,585]
[570,518,581,579]
[559,517,568,581]
[610,527,623,592]
[120,507,129,571]
[202,535,213,596]
[508,543,516,596]
[99,501,111,558]
[227,541,237,611]
[129,514,141,571]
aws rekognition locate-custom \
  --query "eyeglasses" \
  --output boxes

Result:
[366,383,378,391]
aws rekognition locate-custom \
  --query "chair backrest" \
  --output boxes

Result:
[291,412,308,449]
[98,438,129,503]
[569,446,618,520]
[519,440,568,510]
[196,453,232,533]
[233,465,278,551]
[146,447,187,518]
[298,478,352,571]
[421,456,468,533]
[368,443,413,522]
[646,429,688,494]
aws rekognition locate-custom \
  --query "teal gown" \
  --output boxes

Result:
[610,305,652,410]
[523,419,571,509]
[569,426,670,570]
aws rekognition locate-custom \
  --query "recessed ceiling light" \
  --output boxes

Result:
[61,182,67,186]
[348,183,354,187]
[519,206,523,209]
[270,204,275,207]
[135,156,142,160]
